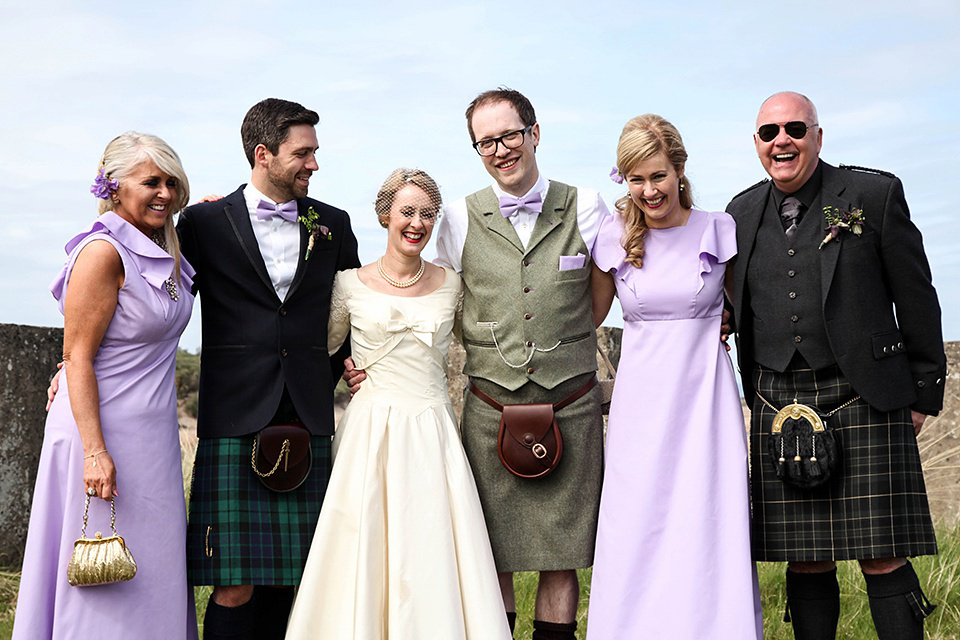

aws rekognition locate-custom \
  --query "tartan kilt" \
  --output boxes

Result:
[186,434,332,586]
[750,363,937,562]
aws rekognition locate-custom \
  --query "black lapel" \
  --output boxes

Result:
[818,163,848,304]
[733,181,770,321]
[285,199,312,300]
[221,187,276,296]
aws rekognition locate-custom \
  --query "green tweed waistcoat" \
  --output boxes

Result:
[460,181,597,391]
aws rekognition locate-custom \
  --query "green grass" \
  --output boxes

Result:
[4,522,958,639]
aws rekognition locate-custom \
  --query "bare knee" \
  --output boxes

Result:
[212,584,254,607]
[859,557,907,575]
[788,561,837,574]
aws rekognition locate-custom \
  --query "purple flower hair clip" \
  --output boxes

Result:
[609,166,624,185]
[90,168,119,200]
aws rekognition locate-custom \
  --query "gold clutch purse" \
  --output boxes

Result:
[67,495,137,587]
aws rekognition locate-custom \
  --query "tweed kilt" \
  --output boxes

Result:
[750,363,937,562]
[461,372,603,572]
[186,434,332,586]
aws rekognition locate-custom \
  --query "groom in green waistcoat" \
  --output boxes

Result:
[344,87,608,639]
[436,88,609,640]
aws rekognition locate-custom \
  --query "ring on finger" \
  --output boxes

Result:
[87,487,97,497]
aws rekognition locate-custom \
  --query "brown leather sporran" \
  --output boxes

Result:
[497,403,564,479]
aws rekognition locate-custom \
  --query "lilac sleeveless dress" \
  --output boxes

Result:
[13,212,198,640]
[586,210,762,639]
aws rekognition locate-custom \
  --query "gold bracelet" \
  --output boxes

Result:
[84,449,108,467]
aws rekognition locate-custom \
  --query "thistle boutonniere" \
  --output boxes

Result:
[819,205,865,250]
[298,206,332,260]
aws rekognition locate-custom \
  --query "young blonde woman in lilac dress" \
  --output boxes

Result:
[587,115,762,639]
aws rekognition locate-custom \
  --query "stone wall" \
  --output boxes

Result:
[2,322,957,568]
[0,323,63,566]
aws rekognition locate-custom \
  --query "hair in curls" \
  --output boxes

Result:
[374,168,443,228]
[464,87,537,143]
[615,114,693,268]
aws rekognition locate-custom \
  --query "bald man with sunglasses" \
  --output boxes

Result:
[726,91,945,640]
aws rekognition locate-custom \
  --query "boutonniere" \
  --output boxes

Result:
[819,205,865,250]
[298,206,332,260]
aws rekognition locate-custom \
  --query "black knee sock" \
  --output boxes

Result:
[507,611,517,634]
[203,595,254,640]
[785,568,840,640]
[864,562,936,640]
[252,586,295,640]
[532,619,577,640]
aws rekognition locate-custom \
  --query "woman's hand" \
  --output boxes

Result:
[84,450,118,499]
[46,362,64,411]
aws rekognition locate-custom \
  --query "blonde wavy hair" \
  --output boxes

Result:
[614,114,693,268]
[96,132,189,280]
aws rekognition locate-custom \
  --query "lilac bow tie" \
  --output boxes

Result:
[256,199,299,223]
[498,192,543,218]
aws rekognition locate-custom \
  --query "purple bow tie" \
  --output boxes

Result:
[498,191,543,218]
[256,199,299,223]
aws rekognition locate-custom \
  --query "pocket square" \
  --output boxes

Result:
[559,253,586,271]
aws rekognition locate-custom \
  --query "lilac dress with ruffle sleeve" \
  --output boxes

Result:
[586,210,762,639]
[13,212,198,640]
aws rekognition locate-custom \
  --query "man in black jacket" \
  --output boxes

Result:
[727,91,945,640]
[179,98,359,640]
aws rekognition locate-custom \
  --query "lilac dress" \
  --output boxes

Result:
[13,213,198,640]
[586,210,762,639]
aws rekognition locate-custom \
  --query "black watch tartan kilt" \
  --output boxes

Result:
[750,363,937,563]
[186,434,332,586]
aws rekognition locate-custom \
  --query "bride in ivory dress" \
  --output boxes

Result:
[285,169,511,639]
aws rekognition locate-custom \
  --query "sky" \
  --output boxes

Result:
[2,0,957,352]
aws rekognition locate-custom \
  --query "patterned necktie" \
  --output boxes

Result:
[256,199,299,223]
[498,191,543,218]
[780,197,802,240]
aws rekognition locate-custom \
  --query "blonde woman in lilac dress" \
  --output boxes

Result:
[587,115,762,639]
[14,133,197,640]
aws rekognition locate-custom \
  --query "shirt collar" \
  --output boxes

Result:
[772,160,823,211]
[491,173,548,204]
[243,182,293,218]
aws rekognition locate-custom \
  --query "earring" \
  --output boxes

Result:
[679,181,685,192]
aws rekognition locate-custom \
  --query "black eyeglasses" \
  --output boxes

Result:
[472,125,533,156]
[757,121,817,143]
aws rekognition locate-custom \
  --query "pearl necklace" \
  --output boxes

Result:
[377,257,424,288]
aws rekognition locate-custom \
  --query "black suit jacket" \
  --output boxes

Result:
[177,186,360,437]
[727,162,946,414]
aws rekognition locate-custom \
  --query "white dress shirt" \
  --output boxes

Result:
[243,183,300,300]
[434,173,610,272]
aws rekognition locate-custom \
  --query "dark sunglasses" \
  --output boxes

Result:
[756,121,818,143]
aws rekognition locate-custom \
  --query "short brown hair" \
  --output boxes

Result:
[464,87,536,143]
[240,98,319,168]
